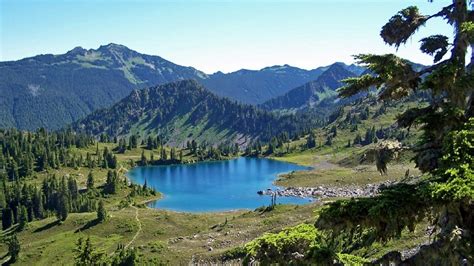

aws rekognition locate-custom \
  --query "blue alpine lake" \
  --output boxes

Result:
[127,157,311,212]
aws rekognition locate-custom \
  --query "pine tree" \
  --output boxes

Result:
[170,147,177,161]
[7,234,20,263]
[319,1,474,263]
[2,208,13,230]
[97,200,107,223]
[140,150,147,165]
[18,205,28,230]
[86,171,94,191]
[306,133,316,148]
[75,237,96,265]
[56,194,69,221]
[111,245,140,265]
[161,148,168,161]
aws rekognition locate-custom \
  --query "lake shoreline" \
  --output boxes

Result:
[127,157,309,212]
[258,180,397,200]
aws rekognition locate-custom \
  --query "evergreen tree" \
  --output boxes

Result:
[18,205,28,230]
[319,2,474,263]
[97,200,107,223]
[306,133,317,148]
[56,194,69,221]
[74,237,104,265]
[160,148,168,161]
[7,234,20,263]
[104,170,118,194]
[86,171,94,191]
[111,245,140,265]
[140,150,147,165]
[170,147,177,161]
[353,134,362,145]
[2,208,13,230]
[32,189,44,219]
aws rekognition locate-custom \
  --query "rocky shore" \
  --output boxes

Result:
[257,181,397,200]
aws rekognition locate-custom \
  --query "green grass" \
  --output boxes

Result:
[1,201,319,265]
[1,99,430,264]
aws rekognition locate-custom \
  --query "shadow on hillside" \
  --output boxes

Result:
[1,255,12,266]
[33,220,60,233]
[75,219,100,233]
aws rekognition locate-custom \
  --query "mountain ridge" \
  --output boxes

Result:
[260,63,357,111]
[0,43,364,130]
[73,79,314,146]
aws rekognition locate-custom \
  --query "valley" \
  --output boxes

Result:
[0,129,422,265]
[1,0,473,264]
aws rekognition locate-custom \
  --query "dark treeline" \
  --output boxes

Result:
[0,174,97,230]
[0,169,154,231]
[0,128,124,182]
[0,128,95,180]
[73,80,320,144]
[245,130,305,156]
[137,138,240,166]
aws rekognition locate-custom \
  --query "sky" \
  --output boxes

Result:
[0,0,456,73]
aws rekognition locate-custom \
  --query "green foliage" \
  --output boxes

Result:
[104,170,121,194]
[336,253,370,265]
[341,54,419,101]
[97,200,107,223]
[241,223,320,263]
[0,128,94,180]
[75,237,140,266]
[18,205,28,230]
[74,237,105,266]
[74,80,318,146]
[381,6,427,48]
[0,44,211,130]
[461,21,474,43]
[7,234,21,263]
[339,74,382,98]
[87,171,95,190]
[260,63,356,111]
[338,1,472,173]
[110,245,140,265]
[420,35,449,62]
[430,118,474,201]
[317,183,429,241]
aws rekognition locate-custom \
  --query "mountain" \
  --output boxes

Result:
[73,80,313,146]
[0,43,363,130]
[260,63,357,111]
[0,43,207,130]
[201,65,326,105]
[202,62,366,105]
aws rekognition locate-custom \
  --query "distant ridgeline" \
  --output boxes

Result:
[72,80,320,146]
[0,43,364,130]
[260,63,358,112]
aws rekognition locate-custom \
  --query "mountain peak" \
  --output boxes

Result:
[261,64,299,72]
[97,43,131,52]
[327,62,348,71]
[66,46,86,55]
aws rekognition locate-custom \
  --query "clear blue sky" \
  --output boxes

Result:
[1,0,454,73]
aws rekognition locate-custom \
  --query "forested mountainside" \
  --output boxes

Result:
[0,43,206,130]
[0,43,362,131]
[202,63,364,105]
[0,44,205,130]
[73,80,316,146]
[260,63,357,111]
[201,63,363,105]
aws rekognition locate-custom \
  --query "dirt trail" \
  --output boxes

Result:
[125,206,142,249]
[311,155,338,170]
